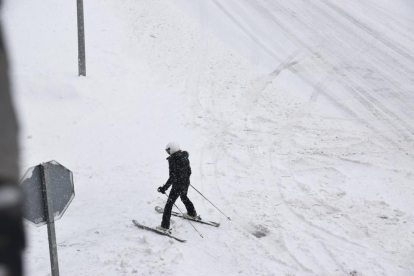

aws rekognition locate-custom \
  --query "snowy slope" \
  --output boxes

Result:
[2,0,414,275]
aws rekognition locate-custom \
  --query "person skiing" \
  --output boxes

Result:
[157,142,197,232]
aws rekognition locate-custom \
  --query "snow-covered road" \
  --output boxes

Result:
[3,0,414,275]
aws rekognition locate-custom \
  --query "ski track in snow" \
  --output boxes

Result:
[3,0,414,275]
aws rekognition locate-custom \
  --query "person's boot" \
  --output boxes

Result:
[156,225,171,234]
[184,213,198,220]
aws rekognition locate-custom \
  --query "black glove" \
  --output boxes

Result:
[157,186,166,194]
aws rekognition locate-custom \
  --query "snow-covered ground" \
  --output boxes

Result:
[2,0,414,275]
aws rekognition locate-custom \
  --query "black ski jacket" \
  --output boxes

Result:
[162,151,191,192]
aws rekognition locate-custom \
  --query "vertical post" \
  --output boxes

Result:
[40,164,60,276]
[77,0,86,76]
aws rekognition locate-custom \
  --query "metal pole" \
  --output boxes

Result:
[40,164,60,276]
[77,0,86,76]
[190,184,231,221]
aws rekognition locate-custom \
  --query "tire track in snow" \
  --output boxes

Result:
[319,241,351,275]
[265,0,414,93]
[210,0,284,63]
[334,73,414,139]
[243,0,414,144]
[250,0,414,153]
[208,95,343,274]
[320,0,414,65]
[290,174,372,241]
[198,84,364,274]
[220,163,315,273]
[189,1,413,274]
[305,0,414,138]
[264,151,342,274]
[195,51,304,214]
[241,49,303,111]
[197,95,319,272]
[301,0,414,129]
[274,168,365,249]
[351,0,414,42]
[185,0,208,112]
[180,1,413,274]
[266,75,369,258]
[268,0,414,124]
[271,96,372,255]
[269,158,382,274]
[197,66,343,272]
[291,0,414,80]
[265,65,406,276]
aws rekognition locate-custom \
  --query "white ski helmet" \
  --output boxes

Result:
[165,141,180,155]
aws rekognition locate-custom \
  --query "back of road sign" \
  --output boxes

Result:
[20,160,75,227]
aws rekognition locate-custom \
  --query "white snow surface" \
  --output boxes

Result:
[2,0,414,275]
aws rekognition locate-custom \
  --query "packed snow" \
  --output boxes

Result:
[2,0,414,275]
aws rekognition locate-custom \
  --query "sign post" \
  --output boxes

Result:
[20,161,75,276]
[40,163,60,276]
[77,0,86,76]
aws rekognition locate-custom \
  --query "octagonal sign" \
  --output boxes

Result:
[20,160,75,227]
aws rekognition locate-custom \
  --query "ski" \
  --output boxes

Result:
[155,206,220,227]
[132,220,186,243]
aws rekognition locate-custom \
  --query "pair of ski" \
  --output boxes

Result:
[132,206,220,243]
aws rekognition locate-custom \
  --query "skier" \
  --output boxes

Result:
[157,142,197,232]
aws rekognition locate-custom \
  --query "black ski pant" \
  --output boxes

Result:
[161,187,196,229]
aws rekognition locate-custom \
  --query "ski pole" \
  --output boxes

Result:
[164,193,203,238]
[190,184,231,221]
